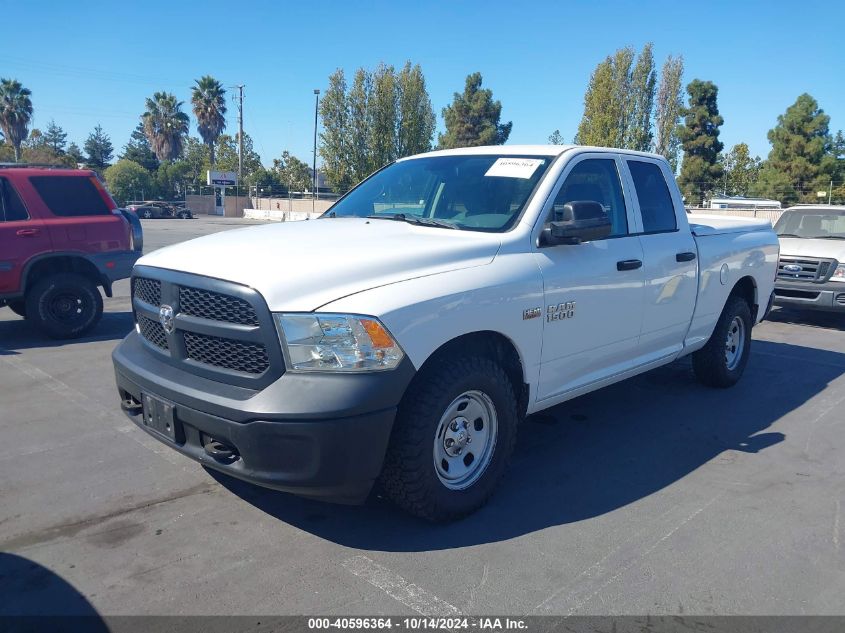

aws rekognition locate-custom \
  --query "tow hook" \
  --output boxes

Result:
[120,397,143,416]
[203,436,239,462]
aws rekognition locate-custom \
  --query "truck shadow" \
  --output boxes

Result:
[210,339,844,552]
[0,552,108,626]
[766,306,845,331]
[0,310,134,354]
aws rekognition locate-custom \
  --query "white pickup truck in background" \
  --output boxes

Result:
[113,145,779,521]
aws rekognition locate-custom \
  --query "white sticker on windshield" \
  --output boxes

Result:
[484,157,544,179]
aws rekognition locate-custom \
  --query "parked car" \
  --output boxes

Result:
[112,146,778,521]
[0,165,143,338]
[127,202,193,219]
[772,205,845,312]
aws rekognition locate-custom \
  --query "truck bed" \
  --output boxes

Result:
[688,214,773,236]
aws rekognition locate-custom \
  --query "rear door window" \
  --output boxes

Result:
[0,177,29,221]
[29,175,111,217]
[627,160,677,233]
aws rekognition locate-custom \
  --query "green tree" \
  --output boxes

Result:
[23,128,45,149]
[121,122,159,172]
[396,61,435,157]
[213,132,261,177]
[142,91,189,161]
[347,68,372,183]
[653,55,685,172]
[576,47,630,148]
[754,94,831,205]
[273,150,313,193]
[43,119,67,155]
[83,124,114,170]
[625,43,656,151]
[180,136,209,184]
[155,160,192,199]
[368,63,398,171]
[191,75,226,166]
[104,159,153,204]
[721,143,761,196]
[439,72,511,148]
[0,78,33,161]
[66,142,84,165]
[677,80,724,205]
[319,69,352,192]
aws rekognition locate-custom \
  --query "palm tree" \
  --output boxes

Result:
[0,78,34,162]
[191,76,226,166]
[141,92,189,162]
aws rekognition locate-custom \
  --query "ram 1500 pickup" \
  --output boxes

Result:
[113,145,779,521]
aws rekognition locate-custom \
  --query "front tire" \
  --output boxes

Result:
[692,295,752,388]
[26,273,104,339]
[380,355,518,521]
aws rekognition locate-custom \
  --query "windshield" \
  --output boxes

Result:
[324,154,553,232]
[774,209,845,239]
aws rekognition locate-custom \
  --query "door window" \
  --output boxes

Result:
[0,177,29,222]
[549,159,628,237]
[627,160,677,233]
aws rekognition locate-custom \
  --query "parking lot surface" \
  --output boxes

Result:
[1,216,844,616]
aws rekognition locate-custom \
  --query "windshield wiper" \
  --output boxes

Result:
[366,213,460,230]
[813,235,845,240]
[777,233,803,238]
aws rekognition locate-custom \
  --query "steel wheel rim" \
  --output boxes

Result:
[724,316,745,371]
[433,390,498,491]
[48,292,85,325]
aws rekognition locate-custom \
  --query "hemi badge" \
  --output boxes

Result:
[523,307,542,320]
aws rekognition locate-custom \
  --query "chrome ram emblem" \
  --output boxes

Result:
[159,304,175,334]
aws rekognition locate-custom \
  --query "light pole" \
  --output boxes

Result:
[313,88,320,214]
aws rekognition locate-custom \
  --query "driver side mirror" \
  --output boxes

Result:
[540,201,612,246]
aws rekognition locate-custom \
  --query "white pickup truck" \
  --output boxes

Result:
[113,145,779,521]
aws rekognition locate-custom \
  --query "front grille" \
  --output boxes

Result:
[131,268,283,388]
[137,314,168,350]
[134,277,161,305]
[777,256,835,282]
[178,286,258,326]
[184,331,269,374]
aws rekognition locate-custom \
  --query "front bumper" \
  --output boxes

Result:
[773,280,845,312]
[113,331,415,503]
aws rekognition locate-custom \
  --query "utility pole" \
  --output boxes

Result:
[830,180,834,205]
[313,88,320,215]
[232,84,245,181]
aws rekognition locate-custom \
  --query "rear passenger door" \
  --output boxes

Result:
[28,174,123,255]
[622,158,697,361]
[0,176,52,296]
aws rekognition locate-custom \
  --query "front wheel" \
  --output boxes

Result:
[692,295,752,388]
[25,273,104,339]
[380,355,518,521]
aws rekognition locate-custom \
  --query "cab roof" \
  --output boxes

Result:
[399,144,667,162]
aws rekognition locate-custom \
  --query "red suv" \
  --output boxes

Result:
[0,165,143,338]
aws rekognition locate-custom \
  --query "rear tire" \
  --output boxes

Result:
[692,295,752,388]
[7,300,27,318]
[380,355,518,522]
[26,273,103,339]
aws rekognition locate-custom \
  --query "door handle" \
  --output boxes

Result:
[16,228,40,237]
[617,259,643,271]
[676,251,697,262]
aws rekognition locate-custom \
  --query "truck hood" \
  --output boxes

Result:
[137,217,501,311]
[778,236,845,262]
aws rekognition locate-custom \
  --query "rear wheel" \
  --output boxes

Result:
[380,355,518,521]
[692,295,752,388]
[7,300,27,318]
[141,209,153,219]
[26,273,103,339]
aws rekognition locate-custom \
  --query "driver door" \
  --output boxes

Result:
[533,154,645,402]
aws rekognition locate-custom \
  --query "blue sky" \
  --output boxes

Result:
[2,0,843,167]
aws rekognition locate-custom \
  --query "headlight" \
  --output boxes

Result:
[275,313,404,372]
[830,264,845,282]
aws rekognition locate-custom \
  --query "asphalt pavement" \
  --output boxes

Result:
[1,216,844,617]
